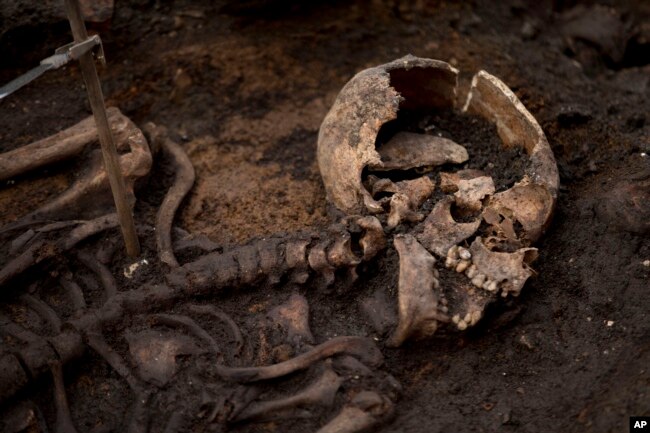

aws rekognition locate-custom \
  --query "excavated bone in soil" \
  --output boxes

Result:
[0,56,559,432]
[318,55,559,344]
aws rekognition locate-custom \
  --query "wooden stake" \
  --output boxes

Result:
[64,0,140,257]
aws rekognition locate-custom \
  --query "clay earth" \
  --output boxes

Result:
[0,1,649,433]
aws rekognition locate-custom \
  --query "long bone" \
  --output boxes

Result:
[4,108,152,225]
[0,214,119,287]
[0,107,130,183]
[50,360,79,433]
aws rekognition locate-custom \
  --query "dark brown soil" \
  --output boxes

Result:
[1,1,649,432]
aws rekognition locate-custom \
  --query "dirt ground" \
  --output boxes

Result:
[0,0,649,432]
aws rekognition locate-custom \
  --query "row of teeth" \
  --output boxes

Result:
[451,310,482,331]
[445,246,498,293]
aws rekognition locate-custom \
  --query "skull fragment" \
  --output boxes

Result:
[317,55,559,345]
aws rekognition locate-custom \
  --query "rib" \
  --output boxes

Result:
[150,313,220,355]
[76,251,118,299]
[214,336,382,383]
[145,124,195,268]
[59,277,87,310]
[50,360,79,433]
[187,304,244,356]
[20,294,62,334]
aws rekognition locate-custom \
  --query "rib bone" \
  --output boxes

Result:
[233,364,342,422]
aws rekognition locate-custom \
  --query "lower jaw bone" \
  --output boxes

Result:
[387,234,445,347]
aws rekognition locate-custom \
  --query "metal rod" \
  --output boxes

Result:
[64,0,140,257]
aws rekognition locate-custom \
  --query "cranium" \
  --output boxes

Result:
[318,55,559,344]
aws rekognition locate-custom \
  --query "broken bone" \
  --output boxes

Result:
[485,181,555,243]
[370,132,468,171]
[317,391,394,433]
[462,70,559,199]
[267,293,315,347]
[317,55,459,214]
[468,237,538,297]
[439,169,486,193]
[453,175,495,213]
[367,176,435,228]
[416,197,481,257]
[388,235,446,347]
[386,193,422,229]
[126,330,202,387]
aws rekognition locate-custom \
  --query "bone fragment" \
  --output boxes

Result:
[440,169,486,193]
[387,193,422,228]
[86,331,142,392]
[0,214,119,288]
[371,132,468,171]
[355,216,386,261]
[268,293,315,346]
[317,391,393,433]
[485,182,554,242]
[125,330,201,387]
[76,251,117,299]
[416,197,481,257]
[15,110,151,223]
[368,176,434,228]
[59,277,87,310]
[20,294,62,334]
[388,235,444,347]
[454,176,495,213]
[469,237,537,296]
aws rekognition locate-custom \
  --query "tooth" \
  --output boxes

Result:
[465,264,478,278]
[455,260,470,273]
[458,247,472,260]
[471,273,486,288]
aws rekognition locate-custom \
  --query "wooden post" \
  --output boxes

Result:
[64,0,140,257]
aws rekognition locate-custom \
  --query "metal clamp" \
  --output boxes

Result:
[0,35,105,100]
[47,34,105,68]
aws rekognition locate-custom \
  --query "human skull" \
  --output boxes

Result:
[317,55,559,345]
